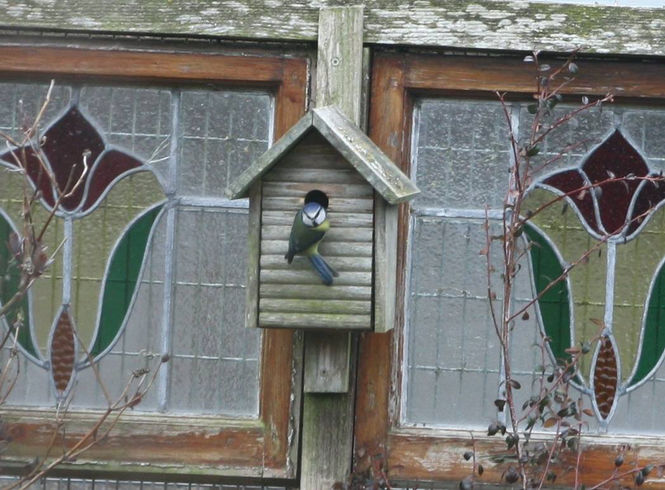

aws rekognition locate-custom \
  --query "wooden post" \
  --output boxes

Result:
[300,6,364,488]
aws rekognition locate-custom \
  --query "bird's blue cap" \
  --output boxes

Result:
[303,202,324,215]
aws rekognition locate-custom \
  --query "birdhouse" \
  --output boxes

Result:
[226,106,419,332]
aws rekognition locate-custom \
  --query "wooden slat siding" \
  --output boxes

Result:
[263,168,366,185]
[262,269,371,286]
[0,49,307,480]
[263,210,373,228]
[261,284,372,301]
[261,299,371,315]
[261,313,371,329]
[262,255,372,271]
[262,225,373,242]
[262,240,373,257]
[262,181,374,198]
[263,196,374,213]
[270,136,353,169]
[258,131,374,331]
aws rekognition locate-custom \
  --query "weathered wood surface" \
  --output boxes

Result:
[261,298,371,314]
[304,332,352,393]
[301,334,358,488]
[262,224,373,242]
[261,283,372,300]
[2,1,665,56]
[227,106,419,203]
[387,430,665,487]
[316,6,363,125]
[312,106,420,204]
[262,240,373,257]
[261,312,371,329]
[262,210,373,227]
[261,269,371,286]
[244,183,261,331]
[0,408,264,479]
[373,200,398,333]
[262,255,372,271]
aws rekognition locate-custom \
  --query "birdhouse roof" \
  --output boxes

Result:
[225,106,420,204]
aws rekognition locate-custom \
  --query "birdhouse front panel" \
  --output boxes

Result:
[258,131,374,330]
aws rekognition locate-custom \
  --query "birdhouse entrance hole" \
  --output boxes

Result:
[305,189,329,209]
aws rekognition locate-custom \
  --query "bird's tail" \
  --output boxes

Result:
[308,254,339,286]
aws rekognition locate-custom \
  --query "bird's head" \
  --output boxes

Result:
[301,202,328,228]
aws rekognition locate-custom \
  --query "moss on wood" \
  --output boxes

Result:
[0,1,663,56]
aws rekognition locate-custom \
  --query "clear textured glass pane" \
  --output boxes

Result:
[404,216,503,428]
[80,86,173,184]
[170,207,260,415]
[178,90,272,196]
[0,82,72,140]
[411,99,510,210]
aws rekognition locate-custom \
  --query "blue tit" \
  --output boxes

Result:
[285,201,339,286]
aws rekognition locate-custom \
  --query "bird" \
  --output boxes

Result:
[285,201,339,285]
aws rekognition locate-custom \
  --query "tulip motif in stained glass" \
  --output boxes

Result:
[524,130,665,426]
[0,105,165,402]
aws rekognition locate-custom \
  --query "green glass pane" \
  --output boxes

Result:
[524,189,607,379]
[0,169,64,355]
[631,259,665,387]
[613,211,665,381]
[525,223,571,364]
[0,214,37,358]
[90,203,164,358]
[72,171,164,349]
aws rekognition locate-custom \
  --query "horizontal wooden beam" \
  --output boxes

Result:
[1,1,665,56]
[387,429,665,487]
[402,53,665,99]
[0,46,288,84]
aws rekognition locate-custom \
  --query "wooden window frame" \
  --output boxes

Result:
[355,50,665,486]
[0,45,308,483]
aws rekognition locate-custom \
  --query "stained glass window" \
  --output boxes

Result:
[406,98,665,434]
[0,83,272,415]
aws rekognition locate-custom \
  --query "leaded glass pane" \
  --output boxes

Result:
[0,82,271,417]
[405,98,665,433]
[179,90,272,196]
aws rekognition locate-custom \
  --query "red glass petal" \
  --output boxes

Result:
[41,107,105,211]
[81,150,143,212]
[543,169,600,234]
[582,131,647,235]
[0,147,56,208]
[626,176,665,236]
[593,336,618,420]
[50,309,76,395]
[0,107,105,211]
